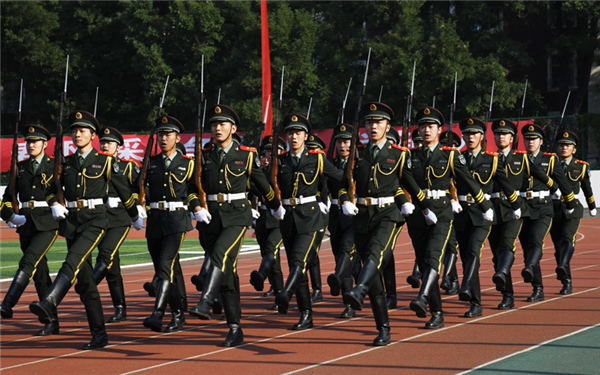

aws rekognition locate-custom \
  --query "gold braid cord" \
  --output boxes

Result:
[292,154,322,197]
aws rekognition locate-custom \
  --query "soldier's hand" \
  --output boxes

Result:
[483,208,494,222]
[271,205,285,221]
[7,221,18,228]
[422,209,437,225]
[194,207,212,224]
[401,202,415,216]
[137,205,148,220]
[565,208,575,215]
[318,202,330,215]
[251,208,261,220]
[590,208,597,217]
[9,214,26,227]
[451,200,462,214]
[105,197,120,208]
[552,188,562,200]
[512,208,521,220]
[342,202,359,216]
[131,216,144,230]
[51,203,69,220]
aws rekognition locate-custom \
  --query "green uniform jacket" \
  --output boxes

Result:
[1,153,58,234]
[278,149,342,234]
[106,157,140,229]
[250,166,281,231]
[338,141,428,234]
[189,143,279,232]
[47,149,140,239]
[556,159,595,219]
[327,157,352,235]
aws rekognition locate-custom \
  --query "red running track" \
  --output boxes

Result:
[1,218,599,374]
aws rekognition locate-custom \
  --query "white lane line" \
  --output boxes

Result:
[455,322,600,375]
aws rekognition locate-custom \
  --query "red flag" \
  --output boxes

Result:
[261,0,272,135]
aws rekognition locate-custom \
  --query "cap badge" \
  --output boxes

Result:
[291,115,298,122]
[370,104,377,111]
[309,136,314,141]
[468,118,474,125]
[104,128,110,134]
[269,136,273,142]
[76,112,82,120]
[162,117,168,124]
[424,108,430,115]
[564,132,569,138]
[215,106,222,114]
[28,127,35,133]
[340,125,346,131]
[500,120,505,126]
[528,125,534,131]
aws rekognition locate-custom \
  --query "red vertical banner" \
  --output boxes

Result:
[261,0,272,135]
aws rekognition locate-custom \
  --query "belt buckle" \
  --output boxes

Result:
[289,198,298,205]
[217,193,225,203]
[76,199,85,208]
[28,201,35,209]
[364,197,372,206]
[526,191,532,199]
[466,195,474,203]
[158,202,166,210]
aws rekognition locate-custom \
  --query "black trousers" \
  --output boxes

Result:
[255,226,283,277]
[96,226,130,283]
[455,219,492,261]
[330,224,355,263]
[519,216,553,259]
[18,229,58,298]
[281,227,322,273]
[201,225,247,294]
[147,231,187,283]
[409,220,454,273]
[550,202,581,258]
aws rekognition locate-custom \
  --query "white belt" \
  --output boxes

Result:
[458,193,491,203]
[425,189,447,200]
[207,193,247,203]
[357,196,395,207]
[520,191,550,200]
[65,198,104,209]
[491,191,519,200]
[149,201,188,211]
[331,199,339,205]
[283,196,317,206]
[20,201,49,209]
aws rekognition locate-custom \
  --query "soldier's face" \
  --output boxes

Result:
[286,129,307,153]
[211,121,236,144]
[26,140,47,158]
[463,132,484,151]
[365,119,390,143]
[494,132,513,150]
[524,137,542,154]
[100,140,119,155]
[71,127,95,149]
[413,140,423,148]
[336,139,351,159]
[558,143,576,159]
[419,123,441,144]
[158,131,180,154]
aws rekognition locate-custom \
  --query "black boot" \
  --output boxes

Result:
[464,273,483,318]
[275,266,304,314]
[143,274,158,297]
[82,298,109,350]
[556,242,574,281]
[269,272,284,310]
[36,320,60,336]
[522,247,543,283]
[339,277,356,318]
[143,279,171,332]
[191,256,211,292]
[327,253,351,297]
[30,272,71,324]
[213,293,223,315]
[93,262,109,285]
[293,283,313,330]
[165,309,186,332]
[189,265,224,320]
[497,293,514,310]
[1,270,29,319]
[410,267,439,318]
[383,256,397,309]
[560,278,573,295]
[173,272,188,312]
[107,280,127,323]
[493,251,515,292]
[425,285,444,329]
[250,253,275,292]
[406,261,421,289]
[343,260,379,310]
[309,258,323,303]
[526,265,544,302]
[440,252,457,292]
[459,257,479,302]
[221,293,244,347]
[371,294,390,346]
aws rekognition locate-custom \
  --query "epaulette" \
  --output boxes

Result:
[485,151,499,157]
[357,142,367,149]
[308,149,324,154]
[543,152,556,156]
[442,146,457,151]
[203,143,214,152]
[392,144,408,151]
[47,155,54,160]
[98,151,112,156]
[182,155,194,160]
[576,159,589,165]
[240,145,256,152]
[280,150,289,156]
[514,150,526,154]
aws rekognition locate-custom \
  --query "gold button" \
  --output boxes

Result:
[219,181,222,184]
[311,207,314,210]
[77,208,80,211]
[292,206,296,209]
[31,196,34,199]
[371,166,374,169]
[78,173,81,176]
[368,190,371,193]
[164,184,167,187]
[219,203,222,207]
[163,196,166,198]
[32,185,36,188]
[369,178,373,181]
[165,172,168,175]
[242,204,245,207]
[77,184,80,187]
[220,169,224,172]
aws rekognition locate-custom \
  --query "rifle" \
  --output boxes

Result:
[53,56,69,206]
[513,80,527,151]
[271,67,285,201]
[549,91,571,152]
[483,81,494,151]
[340,77,352,125]
[378,85,384,102]
[447,72,458,201]
[93,87,99,117]
[433,96,436,108]
[194,56,208,209]
[402,61,416,148]
[306,97,313,120]
[138,75,170,206]
[9,79,24,214]
[346,47,372,204]
[217,88,221,104]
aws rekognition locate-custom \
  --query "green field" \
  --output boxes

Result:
[0,237,258,279]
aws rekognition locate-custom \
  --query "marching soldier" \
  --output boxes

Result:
[340,102,426,346]
[550,130,595,294]
[136,116,193,334]
[454,118,521,317]
[188,104,282,347]
[30,111,144,350]
[412,128,423,149]
[1,125,60,336]
[405,128,424,290]
[274,113,342,331]
[406,107,493,329]
[519,124,576,302]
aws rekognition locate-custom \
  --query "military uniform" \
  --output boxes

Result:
[549,130,595,295]
[518,124,576,302]
[29,111,141,350]
[1,125,60,336]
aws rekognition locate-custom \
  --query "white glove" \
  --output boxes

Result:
[401,202,415,216]
[190,212,195,220]
[423,209,438,225]
[483,208,494,222]
[271,205,285,221]
[552,188,562,200]
[194,207,212,224]
[512,208,521,220]
[51,204,69,220]
[105,197,120,209]
[7,221,17,228]
[131,216,144,230]
[9,214,26,227]
[451,200,463,214]
[565,208,574,215]
[326,199,331,210]
[137,205,147,220]
[590,208,597,217]
[342,202,359,216]
[251,208,260,220]
[318,202,330,215]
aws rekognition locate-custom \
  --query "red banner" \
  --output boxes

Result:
[261,0,272,136]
